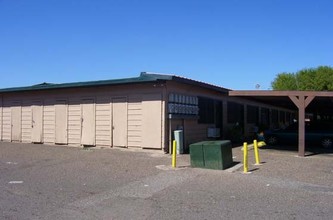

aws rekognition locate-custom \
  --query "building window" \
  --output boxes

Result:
[279,111,286,123]
[271,109,279,128]
[247,105,259,124]
[227,102,244,124]
[198,97,214,124]
[286,112,291,124]
[260,107,270,127]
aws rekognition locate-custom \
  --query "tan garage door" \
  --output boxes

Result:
[112,97,127,147]
[31,101,43,143]
[55,100,68,144]
[11,103,21,141]
[0,99,2,141]
[142,93,162,149]
[81,99,96,146]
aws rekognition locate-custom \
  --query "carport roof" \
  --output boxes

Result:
[0,72,230,94]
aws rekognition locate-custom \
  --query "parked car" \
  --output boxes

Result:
[264,121,333,148]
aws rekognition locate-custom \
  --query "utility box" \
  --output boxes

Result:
[174,130,184,154]
[190,140,233,170]
[189,141,206,168]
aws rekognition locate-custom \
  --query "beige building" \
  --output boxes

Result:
[0,72,294,152]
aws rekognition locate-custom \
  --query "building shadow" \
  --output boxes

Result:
[261,144,333,156]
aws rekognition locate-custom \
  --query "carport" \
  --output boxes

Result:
[229,90,333,157]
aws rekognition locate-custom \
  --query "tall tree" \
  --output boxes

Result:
[271,66,333,91]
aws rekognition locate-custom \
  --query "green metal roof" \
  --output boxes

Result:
[0,72,230,94]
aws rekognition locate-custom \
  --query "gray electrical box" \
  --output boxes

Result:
[174,130,184,154]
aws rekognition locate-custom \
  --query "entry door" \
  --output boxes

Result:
[142,94,162,149]
[11,104,21,141]
[112,98,127,147]
[81,99,95,146]
[31,101,43,143]
[55,100,68,144]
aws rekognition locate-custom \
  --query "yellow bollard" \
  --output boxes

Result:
[172,140,177,168]
[243,142,248,173]
[253,139,261,165]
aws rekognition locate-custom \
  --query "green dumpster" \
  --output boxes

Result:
[190,140,233,170]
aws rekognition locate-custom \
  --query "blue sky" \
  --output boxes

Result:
[1,0,332,90]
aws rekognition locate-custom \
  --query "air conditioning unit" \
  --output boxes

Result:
[207,128,221,138]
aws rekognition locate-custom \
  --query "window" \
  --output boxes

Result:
[227,102,244,124]
[198,97,214,124]
[279,111,286,123]
[286,112,291,124]
[271,109,279,128]
[261,107,270,127]
[247,105,259,124]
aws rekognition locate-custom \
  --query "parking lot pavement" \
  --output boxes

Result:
[1,142,333,220]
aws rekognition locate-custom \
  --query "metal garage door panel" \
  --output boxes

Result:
[55,101,68,144]
[81,99,95,146]
[112,98,127,147]
[31,102,43,143]
[142,94,162,149]
[11,103,21,141]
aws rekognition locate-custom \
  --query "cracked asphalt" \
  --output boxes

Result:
[1,142,332,220]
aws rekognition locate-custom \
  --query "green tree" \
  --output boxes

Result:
[271,66,333,91]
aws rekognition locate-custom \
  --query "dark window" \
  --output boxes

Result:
[261,107,270,127]
[286,112,291,124]
[279,111,286,123]
[272,109,279,128]
[247,105,259,124]
[227,102,244,124]
[198,97,214,124]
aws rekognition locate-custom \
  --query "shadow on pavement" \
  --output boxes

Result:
[261,144,333,156]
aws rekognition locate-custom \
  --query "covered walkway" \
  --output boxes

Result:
[229,90,333,157]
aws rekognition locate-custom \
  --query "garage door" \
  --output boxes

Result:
[112,97,127,147]
[31,101,43,143]
[142,93,162,149]
[55,100,68,144]
[81,99,95,146]
[11,103,21,142]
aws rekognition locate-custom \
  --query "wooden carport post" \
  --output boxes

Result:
[288,95,314,157]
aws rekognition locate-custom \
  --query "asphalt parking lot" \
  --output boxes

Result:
[1,142,332,220]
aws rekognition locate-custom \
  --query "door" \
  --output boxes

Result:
[11,103,21,141]
[142,94,162,149]
[31,101,43,143]
[112,98,127,147]
[81,99,95,146]
[55,100,68,144]
[0,98,2,141]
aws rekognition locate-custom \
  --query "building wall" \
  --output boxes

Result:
[164,81,296,151]
[0,80,296,153]
[0,83,166,150]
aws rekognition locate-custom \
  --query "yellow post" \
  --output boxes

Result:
[172,140,177,168]
[253,139,261,165]
[243,142,248,173]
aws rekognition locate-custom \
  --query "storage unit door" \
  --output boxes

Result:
[55,101,68,144]
[142,94,162,149]
[31,102,43,143]
[112,98,127,147]
[0,99,2,141]
[81,99,96,146]
[11,104,21,141]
